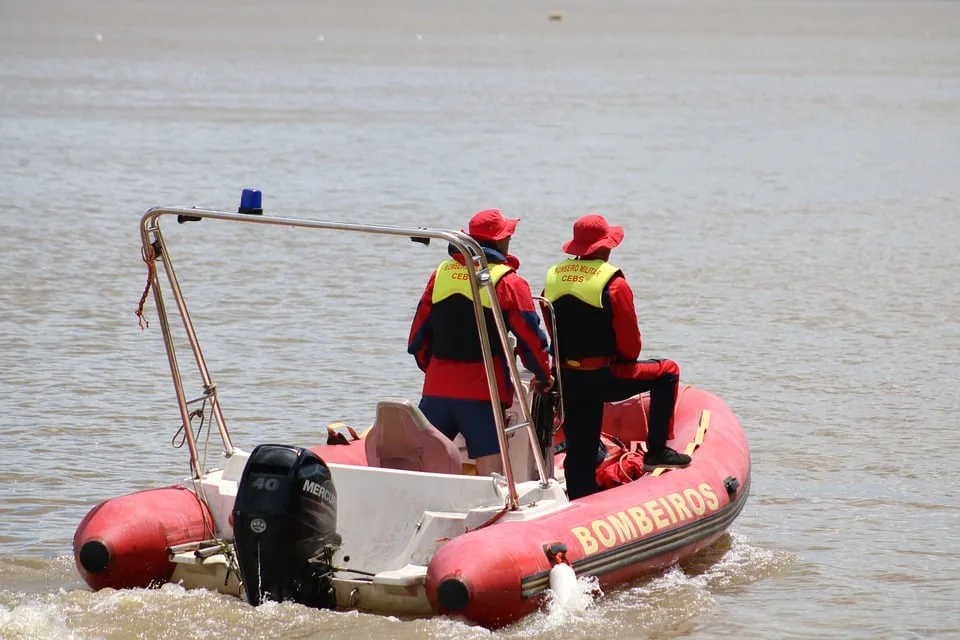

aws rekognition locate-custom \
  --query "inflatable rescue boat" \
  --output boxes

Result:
[73,199,750,629]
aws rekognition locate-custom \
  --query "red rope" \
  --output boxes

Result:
[616,451,644,483]
[136,254,155,330]
[433,501,512,544]
[466,502,511,533]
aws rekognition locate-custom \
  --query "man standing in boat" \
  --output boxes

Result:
[543,214,691,500]
[408,209,554,477]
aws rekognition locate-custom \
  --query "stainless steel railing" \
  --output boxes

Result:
[138,207,554,507]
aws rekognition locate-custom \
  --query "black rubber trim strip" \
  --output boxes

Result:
[520,475,751,598]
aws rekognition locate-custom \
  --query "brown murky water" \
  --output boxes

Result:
[2,0,959,638]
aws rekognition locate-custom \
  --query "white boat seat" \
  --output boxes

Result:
[364,398,462,475]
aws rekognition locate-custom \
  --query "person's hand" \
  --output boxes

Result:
[530,375,554,393]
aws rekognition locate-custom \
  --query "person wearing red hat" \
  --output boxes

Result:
[542,214,691,500]
[408,209,554,477]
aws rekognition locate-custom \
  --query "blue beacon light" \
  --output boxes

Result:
[239,188,263,215]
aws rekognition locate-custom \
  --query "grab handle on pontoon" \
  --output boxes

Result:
[532,296,565,431]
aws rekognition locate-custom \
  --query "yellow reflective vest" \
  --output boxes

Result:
[429,259,514,361]
[432,260,513,307]
[543,259,620,308]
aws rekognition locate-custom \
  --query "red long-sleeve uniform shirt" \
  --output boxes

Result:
[408,250,552,404]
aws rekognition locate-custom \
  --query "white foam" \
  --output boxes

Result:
[0,598,79,640]
[510,574,604,636]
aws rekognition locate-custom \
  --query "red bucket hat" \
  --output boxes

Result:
[465,209,519,242]
[562,214,624,256]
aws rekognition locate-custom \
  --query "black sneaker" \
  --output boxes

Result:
[643,447,692,471]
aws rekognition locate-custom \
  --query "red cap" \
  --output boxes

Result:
[464,209,519,242]
[562,214,624,256]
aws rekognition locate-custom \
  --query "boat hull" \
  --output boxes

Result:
[72,385,749,629]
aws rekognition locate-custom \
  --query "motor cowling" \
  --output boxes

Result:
[232,444,341,609]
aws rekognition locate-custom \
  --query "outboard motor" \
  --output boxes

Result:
[232,444,341,609]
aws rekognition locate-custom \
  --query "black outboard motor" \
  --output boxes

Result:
[232,444,341,609]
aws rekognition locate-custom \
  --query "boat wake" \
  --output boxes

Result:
[0,597,76,640]
[0,533,795,639]
[465,531,795,638]
[578,532,798,634]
